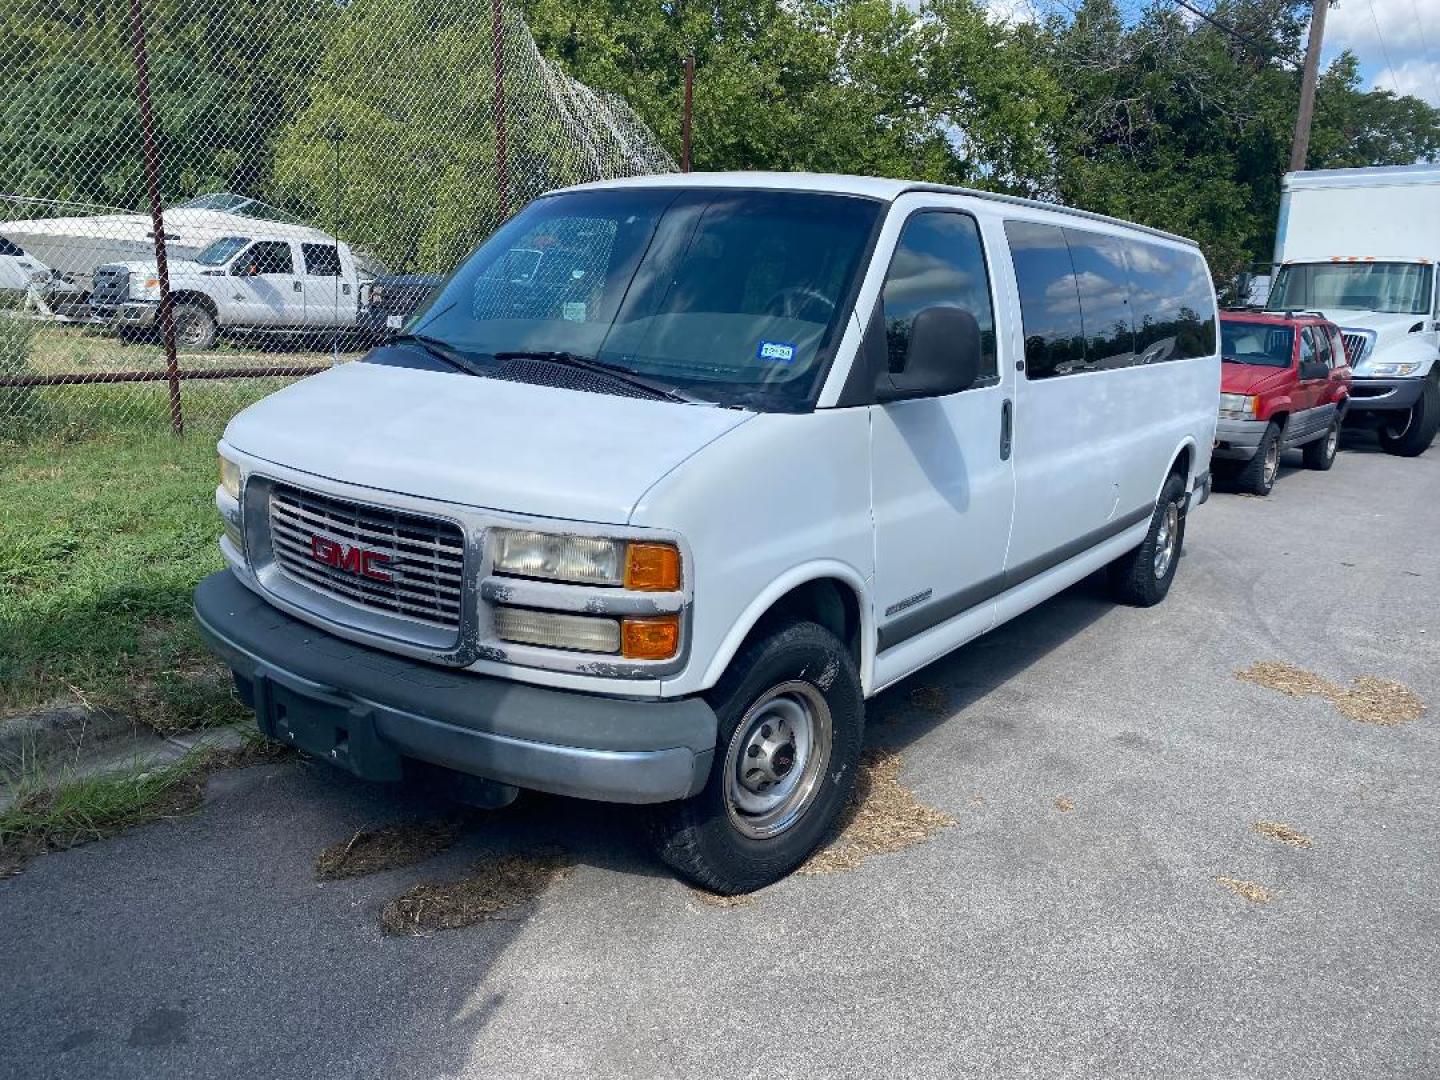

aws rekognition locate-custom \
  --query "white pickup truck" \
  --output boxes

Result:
[88,231,365,350]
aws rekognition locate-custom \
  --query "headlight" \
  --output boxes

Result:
[1369,362,1422,377]
[492,529,681,591]
[1219,393,1258,418]
[219,454,241,500]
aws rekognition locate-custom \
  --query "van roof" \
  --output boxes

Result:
[554,171,1199,248]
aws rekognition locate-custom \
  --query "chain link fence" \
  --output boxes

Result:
[1,0,674,441]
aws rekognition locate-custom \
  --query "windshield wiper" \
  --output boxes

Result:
[390,332,489,378]
[492,350,707,404]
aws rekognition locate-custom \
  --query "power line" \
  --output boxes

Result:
[1166,0,1297,64]
[1405,0,1440,105]
[1366,0,1401,96]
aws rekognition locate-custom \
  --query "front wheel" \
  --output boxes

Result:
[1109,472,1187,608]
[1378,377,1440,457]
[650,620,864,895]
[170,303,217,351]
[1236,421,1281,495]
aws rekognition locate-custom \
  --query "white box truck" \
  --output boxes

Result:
[1268,164,1440,456]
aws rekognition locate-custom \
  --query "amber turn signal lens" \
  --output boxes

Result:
[621,615,680,660]
[624,542,681,591]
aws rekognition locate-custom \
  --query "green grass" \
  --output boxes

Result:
[0,426,248,732]
[0,735,293,877]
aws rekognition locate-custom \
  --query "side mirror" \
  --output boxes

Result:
[875,305,981,403]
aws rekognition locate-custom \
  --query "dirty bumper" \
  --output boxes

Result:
[193,571,716,803]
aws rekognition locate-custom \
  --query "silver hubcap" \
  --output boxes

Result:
[723,681,832,840]
[1153,501,1179,579]
[175,312,206,349]
[1262,437,1279,485]
[1325,425,1338,457]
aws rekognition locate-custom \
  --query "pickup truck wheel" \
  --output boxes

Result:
[1109,472,1187,608]
[650,620,863,895]
[1378,377,1440,457]
[1236,421,1281,495]
[1302,420,1340,470]
[171,303,216,351]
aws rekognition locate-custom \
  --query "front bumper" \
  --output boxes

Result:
[110,301,158,329]
[1347,377,1424,413]
[1211,416,1268,460]
[194,571,716,804]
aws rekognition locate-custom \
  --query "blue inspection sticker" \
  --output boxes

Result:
[756,340,798,363]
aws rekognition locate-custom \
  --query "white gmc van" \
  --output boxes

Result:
[196,173,1219,893]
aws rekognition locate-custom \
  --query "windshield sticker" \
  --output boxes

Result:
[561,301,587,322]
[756,340,797,363]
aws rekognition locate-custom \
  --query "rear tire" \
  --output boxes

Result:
[1378,377,1440,457]
[649,620,864,895]
[1236,421,1281,495]
[1109,472,1187,608]
[1302,419,1340,470]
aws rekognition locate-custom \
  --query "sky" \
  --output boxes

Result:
[1322,0,1440,107]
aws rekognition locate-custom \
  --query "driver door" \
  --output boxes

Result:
[870,202,1015,682]
[231,240,299,327]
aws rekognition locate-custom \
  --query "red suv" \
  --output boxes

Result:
[1213,311,1352,495]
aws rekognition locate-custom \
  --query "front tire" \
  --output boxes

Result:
[170,302,217,351]
[1236,421,1281,495]
[1109,472,1187,608]
[650,620,864,895]
[1302,419,1340,470]
[1378,377,1440,457]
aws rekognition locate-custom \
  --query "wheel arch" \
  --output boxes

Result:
[169,290,218,320]
[1155,436,1200,504]
[699,563,874,696]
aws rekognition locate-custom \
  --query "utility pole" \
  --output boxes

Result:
[491,0,509,220]
[1288,0,1328,173]
[681,54,694,173]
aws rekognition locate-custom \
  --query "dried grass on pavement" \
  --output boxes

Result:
[800,750,955,875]
[1054,796,1075,812]
[1237,661,1425,726]
[315,818,468,881]
[380,850,573,935]
[689,887,756,909]
[1216,876,1274,903]
[1252,821,1312,848]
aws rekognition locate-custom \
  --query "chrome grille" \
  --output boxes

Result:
[267,484,466,630]
[1340,331,1371,365]
[88,265,130,308]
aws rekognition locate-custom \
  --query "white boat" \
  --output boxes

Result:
[0,193,346,290]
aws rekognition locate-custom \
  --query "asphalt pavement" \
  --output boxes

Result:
[4,430,1438,1079]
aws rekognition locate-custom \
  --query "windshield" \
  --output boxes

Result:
[400,187,881,409]
[1268,261,1433,315]
[1220,320,1293,367]
[193,235,250,266]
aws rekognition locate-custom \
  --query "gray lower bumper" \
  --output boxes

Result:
[114,302,158,328]
[194,571,716,804]
[1212,416,1267,460]
[1348,377,1424,413]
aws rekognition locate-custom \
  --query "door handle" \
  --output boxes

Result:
[1000,398,1013,461]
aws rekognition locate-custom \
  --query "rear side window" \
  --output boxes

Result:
[1064,230,1133,369]
[1007,220,1215,379]
[243,241,293,276]
[1004,221,1086,377]
[881,211,997,382]
[302,243,341,276]
[0,238,23,258]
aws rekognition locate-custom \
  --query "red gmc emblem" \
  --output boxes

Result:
[310,535,393,582]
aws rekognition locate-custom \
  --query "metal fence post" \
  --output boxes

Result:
[492,0,509,220]
[126,0,184,435]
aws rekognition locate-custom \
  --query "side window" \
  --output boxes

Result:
[1329,328,1348,366]
[245,241,293,276]
[1312,326,1332,367]
[1005,220,1086,379]
[0,238,23,258]
[881,211,997,382]
[1125,242,1217,362]
[1063,229,1133,370]
[302,243,341,277]
[1300,327,1317,364]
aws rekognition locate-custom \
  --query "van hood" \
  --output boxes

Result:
[223,360,755,525]
[1221,362,1293,394]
